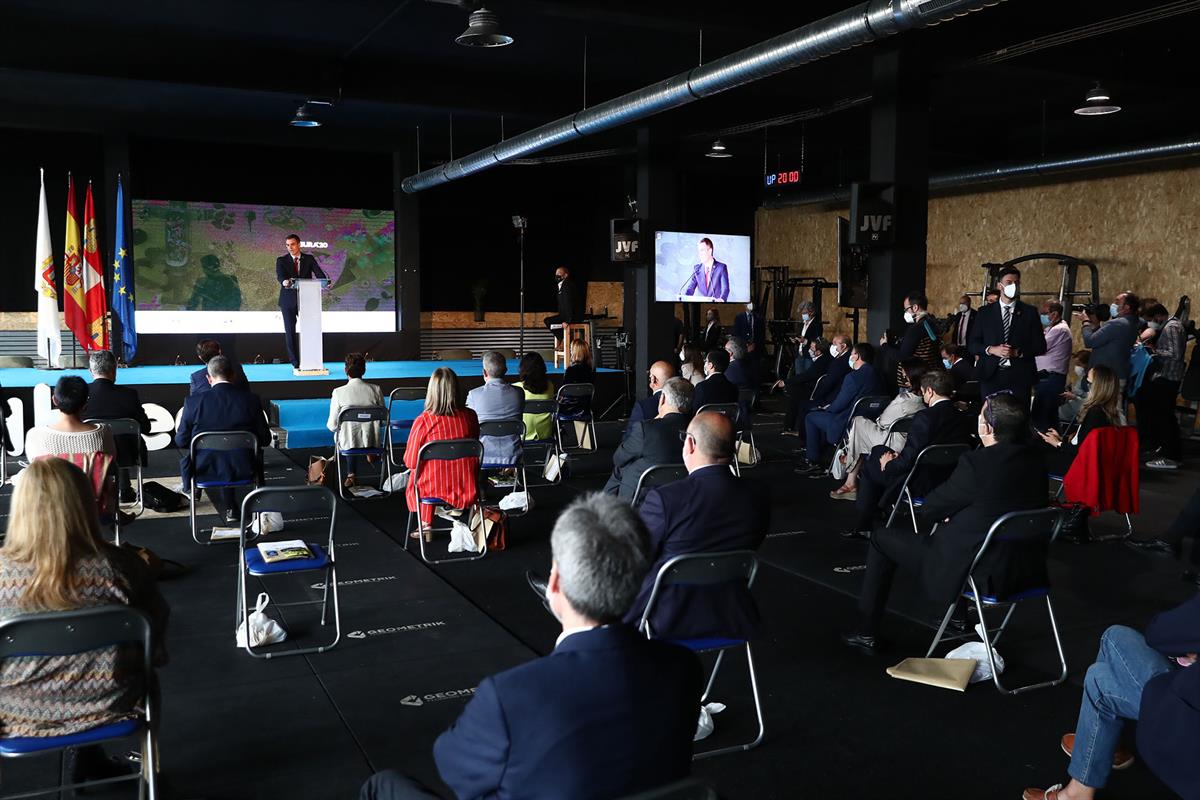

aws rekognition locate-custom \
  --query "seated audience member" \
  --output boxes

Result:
[1032,300,1074,430]
[1059,350,1092,424]
[940,343,975,389]
[828,360,928,500]
[629,360,675,425]
[0,458,168,784]
[466,350,525,466]
[1077,291,1139,392]
[784,335,852,437]
[692,349,739,412]
[25,376,116,463]
[603,378,692,501]
[794,342,878,476]
[176,355,271,522]
[84,350,150,502]
[557,339,595,419]
[775,338,832,432]
[326,352,385,488]
[879,291,941,388]
[1136,303,1186,470]
[189,338,249,395]
[625,411,770,640]
[679,342,706,386]
[1022,593,1200,800]
[842,393,1047,652]
[724,335,756,391]
[514,352,555,441]
[362,494,702,800]
[840,369,973,538]
[403,367,480,536]
[1039,364,1124,476]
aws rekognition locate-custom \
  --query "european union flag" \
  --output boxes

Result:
[112,176,137,362]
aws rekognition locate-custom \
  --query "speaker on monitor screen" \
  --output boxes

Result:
[848,182,895,247]
[610,218,641,263]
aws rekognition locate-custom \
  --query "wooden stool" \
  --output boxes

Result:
[553,322,591,368]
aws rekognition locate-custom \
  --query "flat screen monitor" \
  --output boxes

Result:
[654,231,751,304]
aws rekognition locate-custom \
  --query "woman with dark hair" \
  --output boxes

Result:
[326,352,384,487]
[1040,364,1125,475]
[24,376,115,461]
[514,352,555,440]
[679,343,705,386]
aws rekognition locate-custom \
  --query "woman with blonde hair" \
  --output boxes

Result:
[402,367,481,534]
[558,339,595,419]
[0,458,167,779]
[1041,363,1125,475]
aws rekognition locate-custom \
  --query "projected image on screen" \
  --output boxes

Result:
[131,200,396,333]
[654,231,751,304]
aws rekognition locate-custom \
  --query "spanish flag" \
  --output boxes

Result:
[82,181,109,349]
[63,174,90,351]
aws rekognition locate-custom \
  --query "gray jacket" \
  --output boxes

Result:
[466,378,526,465]
[1082,315,1137,379]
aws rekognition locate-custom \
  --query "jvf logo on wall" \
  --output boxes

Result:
[399,687,477,708]
[858,214,892,241]
[346,621,447,640]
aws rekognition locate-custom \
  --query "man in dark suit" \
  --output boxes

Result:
[86,350,151,502]
[940,343,976,389]
[795,342,879,474]
[692,349,739,412]
[681,237,729,302]
[604,378,692,500]
[733,302,766,356]
[363,494,702,800]
[276,233,328,368]
[625,411,770,640]
[700,308,724,352]
[777,338,833,435]
[543,265,578,343]
[842,369,974,538]
[176,355,271,522]
[968,266,1047,400]
[627,360,675,426]
[189,339,251,395]
[784,335,851,436]
[843,393,1048,653]
[947,294,976,349]
[723,335,756,391]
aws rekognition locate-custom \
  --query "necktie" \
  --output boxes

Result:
[704,266,711,291]
[1002,305,1012,343]
[959,313,967,345]
[294,256,301,277]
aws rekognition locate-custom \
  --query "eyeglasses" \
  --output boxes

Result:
[678,430,696,445]
[982,389,1012,429]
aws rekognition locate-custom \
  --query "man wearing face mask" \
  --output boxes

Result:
[948,294,975,348]
[543,266,578,343]
[1031,300,1074,430]
[784,335,853,438]
[1076,291,1139,394]
[968,266,1047,400]
[794,342,879,475]
[692,349,739,412]
[1136,303,1186,470]
[776,339,833,435]
[879,291,941,391]
[700,308,723,352]
[733,301,766,356]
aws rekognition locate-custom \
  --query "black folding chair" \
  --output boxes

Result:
[695,403,742,476]
[0,606,159,799]
[926,508,1068,695]
[479,419,530,514]
[406,439,487,564]
[554,383,597,454]
[631,464,690,507]
[189,431,261,545]
[884,443,971,533]
[84,417,145,515]
[881,413,915,451]
[807,374,826,401]
[521,399,562,484]
[387,386,427,468]
[334,405,392,500]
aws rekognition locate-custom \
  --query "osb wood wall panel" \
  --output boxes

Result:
[756,164,1200,341]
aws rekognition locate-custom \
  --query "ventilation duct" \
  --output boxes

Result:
[401,0,1005,193]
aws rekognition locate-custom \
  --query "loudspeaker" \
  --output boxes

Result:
[610,218,641,262]
[849,182,895,246]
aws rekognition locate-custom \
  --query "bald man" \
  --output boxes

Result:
[624,411,770,641]
[627,360,676,427]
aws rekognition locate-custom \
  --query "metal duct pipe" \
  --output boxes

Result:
[401,0,1004,193]
[763,138,1200,208]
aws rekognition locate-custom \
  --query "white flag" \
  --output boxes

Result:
[35,168,63,368]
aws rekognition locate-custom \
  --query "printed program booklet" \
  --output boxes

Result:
[257,539,314,563]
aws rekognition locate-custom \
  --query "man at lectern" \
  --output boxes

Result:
[680,237,729,303]
[276,233,327,368]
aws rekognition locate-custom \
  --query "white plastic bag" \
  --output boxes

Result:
[829,445,849,480]
[499,491,533,513]
[694,702,727,741]
[384,471,410,492]
[236,593,288,648]
[946,639,1005,684]
[448,519,483,553]
[250,512,285,535]
[542,453,567,481]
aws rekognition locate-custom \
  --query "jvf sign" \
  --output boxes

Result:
[859,214,893,242]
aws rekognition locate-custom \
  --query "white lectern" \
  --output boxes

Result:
[294,278,329,376]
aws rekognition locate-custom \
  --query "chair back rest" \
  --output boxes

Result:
[0,606,151,673]
[849,394,891,422]
[885,414,916,437]
[1063,425,1140,514]
[556,383,594,401]
[337,405,388,425]
[968,507,1064,583]
[190,430,260,455]
[638,551,758,632]
[522,399,557,415]
[479,419,526,439]
[696,403,740,426]
[808,373,826,400]
[84,417,141,439]
[912,442,970,470]
[632,464,690,507]
[388,387,427,403]
[241,485,337,517]
[417,438,484,464]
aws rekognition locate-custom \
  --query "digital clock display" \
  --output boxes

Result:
[764,170,801,188]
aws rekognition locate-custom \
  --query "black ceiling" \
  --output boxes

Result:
[1,0,1197,190]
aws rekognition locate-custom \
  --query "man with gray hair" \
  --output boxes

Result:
[85,350,151,502]
[466,350,525,472]
[724,334,756,391]
[602,376,692,500]
[361,494,702,800]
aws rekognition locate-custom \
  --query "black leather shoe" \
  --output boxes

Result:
[934,616,968,636]
[839,529,871,540]
[525,571,549,605]
[793,461,823,476]
[840,631,879,654]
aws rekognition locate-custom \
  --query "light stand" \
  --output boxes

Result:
[512,215,528,356]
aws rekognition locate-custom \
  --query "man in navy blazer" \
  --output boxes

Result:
[86,350,151,501]
[361,494,702,800]
[626,361,674,427]
[276,233,328,368]
[723,336,756,391]
[189,339,251,396]
[733,302,766,355]
[176,356,271,521]
[788,335,852,438]
[692,349,739,412]
[625,411,769,641]
[604,379,692,501]
[796,342,878,473]
[681,237,729,302]
[967,266,1046,399]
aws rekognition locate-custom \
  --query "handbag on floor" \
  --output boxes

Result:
[307,456,335,488]
[470,506,508,551]
[143,481,184,513]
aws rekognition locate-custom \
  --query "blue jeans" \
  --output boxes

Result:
[1068,625,1172,788]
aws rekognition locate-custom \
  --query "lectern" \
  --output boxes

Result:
[294,278,329,376]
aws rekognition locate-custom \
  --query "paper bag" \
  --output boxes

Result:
[886,657,976,692]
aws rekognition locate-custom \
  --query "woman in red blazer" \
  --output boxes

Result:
[404,367,480,535]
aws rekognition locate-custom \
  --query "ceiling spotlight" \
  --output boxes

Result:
[290,104,321,128]
[455,7,513,48]
[705,139,732,158]
[1074,83,1120,116]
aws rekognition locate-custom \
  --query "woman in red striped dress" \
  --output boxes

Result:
[404,367,481,533]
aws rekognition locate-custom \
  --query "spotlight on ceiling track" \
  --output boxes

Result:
[1074,82,1120,116]
[705,139,732,158]
[455,7,513,48]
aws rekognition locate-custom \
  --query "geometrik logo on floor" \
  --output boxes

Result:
[346,621,447,640]
[399,688,477,708]
[310,575,398,590]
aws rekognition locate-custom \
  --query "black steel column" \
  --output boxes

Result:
[866,47,929,345]
[627,127,680,400]
[393,139,421,360]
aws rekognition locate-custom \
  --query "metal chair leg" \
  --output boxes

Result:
[693,644,765,759]
[319,568,331,626]
[925,602,960,657]
[700,649,726,704]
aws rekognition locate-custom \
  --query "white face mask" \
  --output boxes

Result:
[958,303,969,314]
[746,303,754,312]
[809,350,820,361]
[848,354,859,369]
[829,345,841,358]
[679,350,686,362]
[903,310,915,324]
[1074,366,1085,378]
[1002,283,1019,299]
[801,313,810,322]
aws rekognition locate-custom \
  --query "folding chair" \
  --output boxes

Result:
[881,413,915,451]
[334,405,392,500]
[926,508,1068,695]
[807,374,826,401]
[236,485,339,659]
[387,386,427,468]
[631,463,690,507]
[521,399,561,484]
[479,419,530,514]
[696,403,742,476]
[638,551,763,759]
[189,430,261,545]
[555,383,597,454]
[0,606,158,799]
[85,417,146,515]
[884,443,971,532]
[406,439,487,564]
[1049,426,1138,539]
